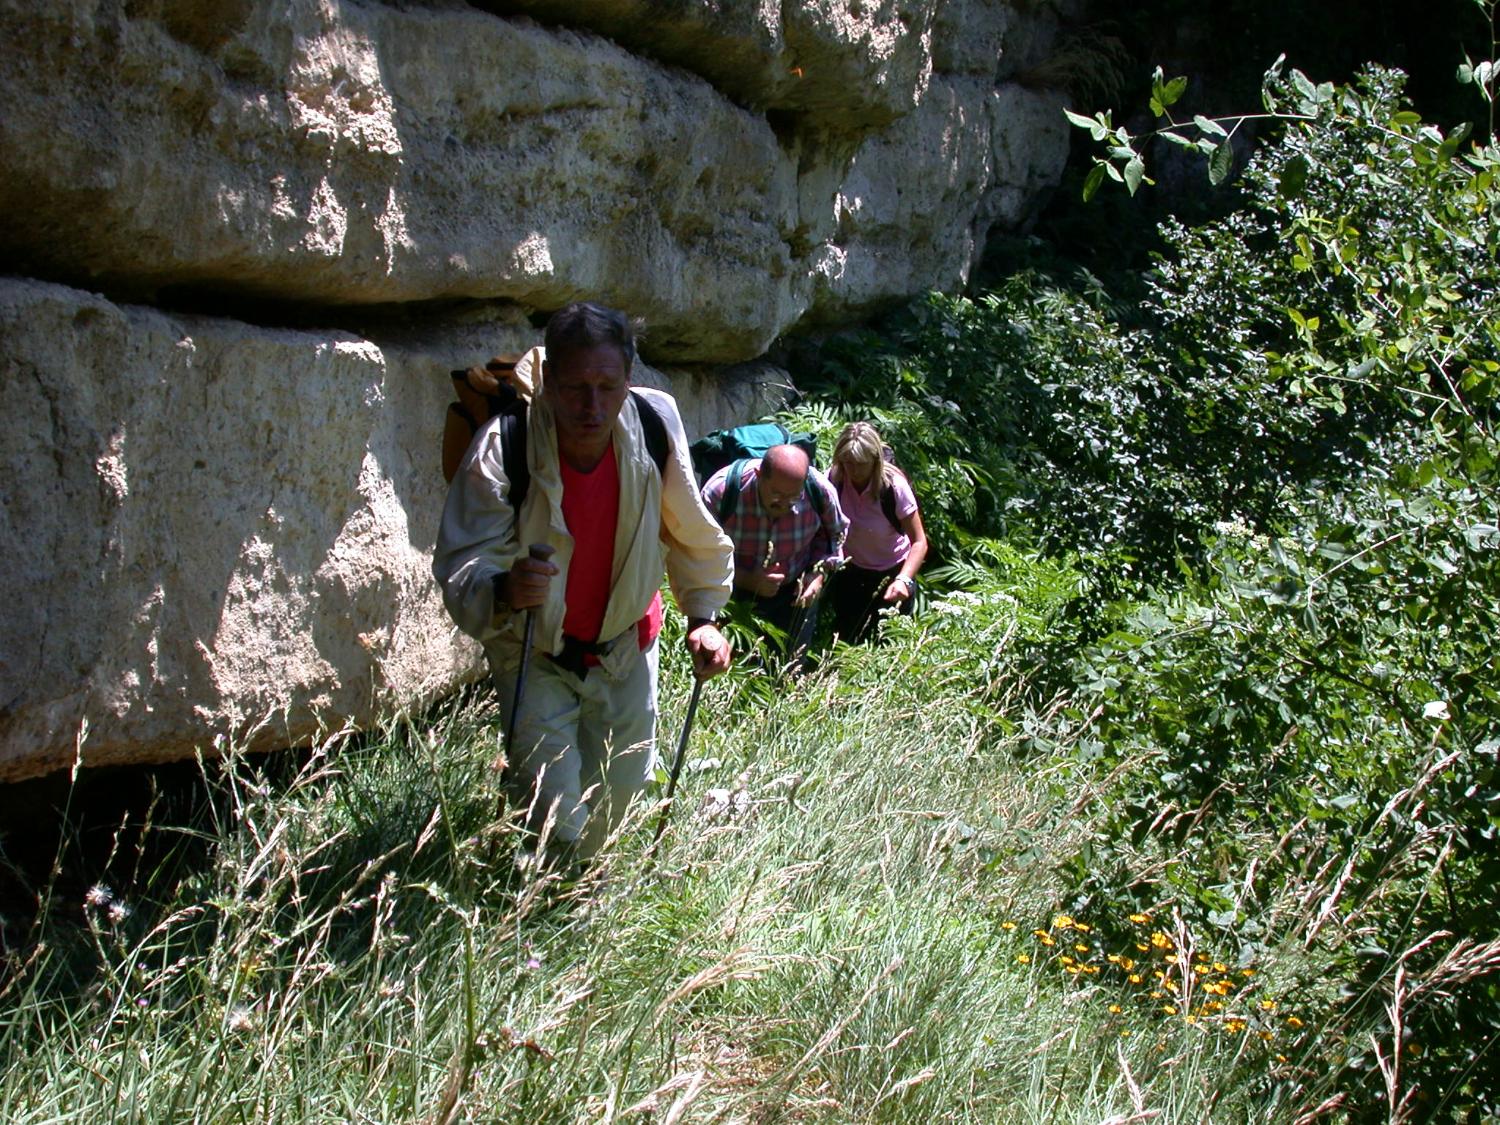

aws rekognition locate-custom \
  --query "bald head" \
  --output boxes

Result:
[762,444,809,480]
[757,444,810,517]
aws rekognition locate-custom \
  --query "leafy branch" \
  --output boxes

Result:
[1065,58,1322,199]
[1456,0,1499,139]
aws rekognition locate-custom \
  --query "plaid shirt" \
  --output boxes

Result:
[701,459,847,582]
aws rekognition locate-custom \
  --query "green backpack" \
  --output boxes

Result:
[689,422,818,487]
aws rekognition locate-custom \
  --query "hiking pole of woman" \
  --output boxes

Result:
[786,566,828,672]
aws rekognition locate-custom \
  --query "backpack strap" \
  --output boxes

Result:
[498,400,532,512]
[716,457,750,524]
[501,390,670,515]
[879,483,901,531]
[630,390,669,477]
[803,474,826,518]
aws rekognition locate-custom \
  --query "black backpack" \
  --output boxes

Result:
[443,359,668,510]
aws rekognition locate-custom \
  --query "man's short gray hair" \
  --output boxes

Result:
[545,301,638,368]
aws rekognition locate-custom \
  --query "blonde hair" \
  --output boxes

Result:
[831,421,888,495]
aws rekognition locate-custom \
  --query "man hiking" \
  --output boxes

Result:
[433,302,733,869]
[700,444,846,668]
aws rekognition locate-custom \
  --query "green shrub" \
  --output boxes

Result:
[803,57,1500,1117]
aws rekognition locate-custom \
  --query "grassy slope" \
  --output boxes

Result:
[0,586,1312,1124]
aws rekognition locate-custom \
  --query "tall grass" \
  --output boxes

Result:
[1,598,1368,1123]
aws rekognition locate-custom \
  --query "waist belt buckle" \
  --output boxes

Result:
[551,635,591,680]
[551,629,628,680]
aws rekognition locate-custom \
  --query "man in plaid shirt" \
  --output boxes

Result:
[700,444,847,664]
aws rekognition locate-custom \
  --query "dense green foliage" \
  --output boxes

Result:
[796,63,1500,1119]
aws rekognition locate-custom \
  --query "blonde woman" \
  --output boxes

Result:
[826,422,928,643]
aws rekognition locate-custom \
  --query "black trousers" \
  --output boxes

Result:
[829,562,910,645]
[732,577,820,665]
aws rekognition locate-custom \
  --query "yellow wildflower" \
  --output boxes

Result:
[1286,1015,1304,1029]
[1075,943,1091,953]
[1108,1004,1122,1014]
[1016,953,1031,964]
[1001,921,1017,931]
[1053,914,1075,930]
[1128,912,1151,924]
[1128,973,1144,984]
[1120,957,1136,970]
[1213,962,1229,973]
[1150,932,1173,950]
[1107,953,1123,964]
[1160,1005,1176,1015]
[1226,1019,1248,1034]
[1259,1000,1277,1011]
[1074,922,1092,933]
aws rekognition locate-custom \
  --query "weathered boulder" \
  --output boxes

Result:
[984,82,1073,231]
[0,0,801,361]
[0,278,783,781]
[0,0,1070,362]
[489,0,938,130]
[806,75,995,323]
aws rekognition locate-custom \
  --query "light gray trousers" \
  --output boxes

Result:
[492,639,658,859]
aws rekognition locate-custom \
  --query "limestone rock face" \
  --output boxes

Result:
[0,0,799,361]
[0,0,1069,361]
[1,0,1077,780]
[0,278,785,781]
[807,74,998,324]
[1,278,473,779]
[490,0,938,130]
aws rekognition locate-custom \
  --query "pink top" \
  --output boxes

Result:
[837,470,918,571]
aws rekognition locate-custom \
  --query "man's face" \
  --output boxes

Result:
[543,343,630,461]
[757,464,804,519]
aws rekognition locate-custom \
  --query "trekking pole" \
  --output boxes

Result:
[786,567,829,673]
[503,543,556,767]
[650,673,706,850]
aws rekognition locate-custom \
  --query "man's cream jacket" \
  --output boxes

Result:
[432,358,732,672]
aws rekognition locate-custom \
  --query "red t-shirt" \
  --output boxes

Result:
[559,441,662,654]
